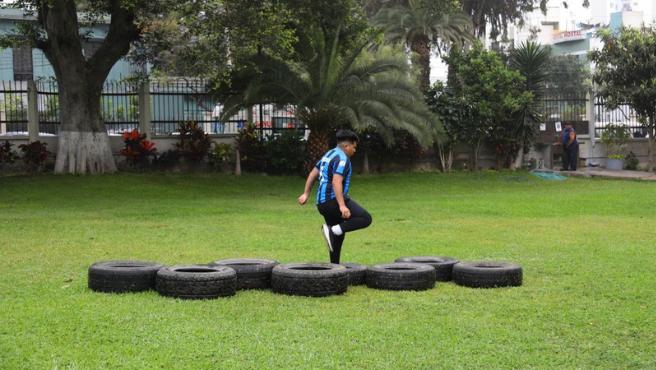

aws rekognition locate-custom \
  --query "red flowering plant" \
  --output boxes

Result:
[120,129,156,166]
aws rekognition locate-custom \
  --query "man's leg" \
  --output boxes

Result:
[338,199,372,233]
[562,147,570,171]
[569,144,579,171]
[318,200,344,262]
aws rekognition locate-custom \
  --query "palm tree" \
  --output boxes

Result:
[373,0,473,91]
[508,41,550,167]
[219,27,437,172]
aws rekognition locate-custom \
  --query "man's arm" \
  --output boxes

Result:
[298,167,319,205]
[332,174,351,219]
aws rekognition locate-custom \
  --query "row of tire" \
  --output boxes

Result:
[88,256,522,299]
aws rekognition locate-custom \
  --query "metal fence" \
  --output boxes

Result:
[150,79,303,138]
[0,79,305,138]
[0,81,28,136]
[594,96,649,138]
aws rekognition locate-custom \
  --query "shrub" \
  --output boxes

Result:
[264,131,306,175]
[120,129,156,167]
[176,122,212,162]
[208,143,234,171]
[235,124,266,172]
[18,141,51,172]
[0,141,17,165]
[624,151,639,170]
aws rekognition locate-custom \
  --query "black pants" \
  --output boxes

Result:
[563,143,579,170]
[317,198,372,264]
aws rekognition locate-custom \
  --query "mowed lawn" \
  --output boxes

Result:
[0,172,654,369]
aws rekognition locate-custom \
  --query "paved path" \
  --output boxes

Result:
[558,168,656,181]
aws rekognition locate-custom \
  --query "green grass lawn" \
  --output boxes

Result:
[1,172,654,369]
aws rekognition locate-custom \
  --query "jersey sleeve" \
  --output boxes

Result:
[334,155,349,175]
[315,159,321,170]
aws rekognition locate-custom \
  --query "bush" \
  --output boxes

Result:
[175,122,212,162]
[120,129,156,167]
[624,151,639,170]
[263,131,306,175]
[208,143,234,171]
[0,141,17,165]
[235,124,266,172]
[18,141,51,172]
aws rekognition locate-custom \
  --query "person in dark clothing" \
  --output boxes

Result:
[297,130,372,264]
[561,123,579,171]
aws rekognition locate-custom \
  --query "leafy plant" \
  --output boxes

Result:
[624,151,639,170]
[235,124,266,172]
[600,123,630,159]
[0,141,17,165]
[208,142,234,171]
[175,121,212,162]
[263,131,306,175]
[18,141,51,172]
[120,129,157,166]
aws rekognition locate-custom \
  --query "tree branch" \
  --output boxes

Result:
[88,0,139,84]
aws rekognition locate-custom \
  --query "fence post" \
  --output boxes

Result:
[586,91,595,161]
[27,80,39,142]
[138,81,152,139]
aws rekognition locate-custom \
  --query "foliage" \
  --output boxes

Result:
[208,143,235,170]
[235,124,266,173]
[0,140,18,164]
[624,151,639,170]
[446,42,532,169]
[175,122,212,162]
[18,140,51,172]
[425,81,464,171]
[219,27,436,145]
[120,129,157,166]
[600,123,630,158]
[545,54,591,95]
[372,0,472,90]
[508,41,550,160]
[263,131,307,175]
[590,26,656,171]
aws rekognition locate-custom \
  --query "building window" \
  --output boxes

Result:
[12,45,33,81]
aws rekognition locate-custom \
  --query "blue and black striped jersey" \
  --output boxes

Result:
[315,147,352,205]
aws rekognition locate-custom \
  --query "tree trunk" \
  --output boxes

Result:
[436,142,453,172]
[410,35,431,92]
[234,148,242,176]
[648,127,655,173]
[54,78,116,174]
[37,0,138,174]
[362,150,370,174]
[304,128,331,173]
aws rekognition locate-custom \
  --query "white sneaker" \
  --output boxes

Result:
[321,224,333,252]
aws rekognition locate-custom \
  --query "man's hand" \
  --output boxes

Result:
[298,193,309,205]
[340,205,351,219]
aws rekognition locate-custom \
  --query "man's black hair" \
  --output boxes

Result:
[336,129,359,143]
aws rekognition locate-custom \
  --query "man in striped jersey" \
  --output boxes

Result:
[297,130,372,263]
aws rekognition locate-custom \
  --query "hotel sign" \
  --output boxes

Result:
[553,30,586,43]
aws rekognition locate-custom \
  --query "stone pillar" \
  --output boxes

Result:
[27,80,39,142]
[586,91,596,164]
[138,82,152,139]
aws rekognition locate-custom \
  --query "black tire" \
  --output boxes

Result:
[366,263,436,291]
[210,258,279,290]
[340,263,367,285]
[394,256,459,281]
[271,263,348,297]
[452,261,523,288]
[156,265,237,299]
[88,260,164,293]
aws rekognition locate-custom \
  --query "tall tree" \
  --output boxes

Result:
[545,54,591,96]
[590,27,656,172]
[508,41,550,167]
[373,0,472,91]
[446,42,532,169]
[218,28,436,173]
[0,1,176,174]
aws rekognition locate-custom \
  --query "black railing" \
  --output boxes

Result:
[0,80,28,136]
[594,96,649,138]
